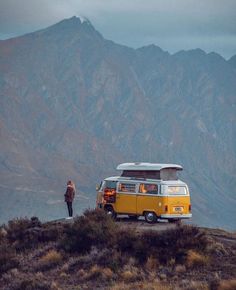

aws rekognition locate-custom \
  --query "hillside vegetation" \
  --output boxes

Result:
[0,209,236,290]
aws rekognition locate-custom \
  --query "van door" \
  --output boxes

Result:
[136,183,159,215]
[115,182,137,214]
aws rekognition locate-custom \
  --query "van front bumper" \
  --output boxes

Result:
[160,214,192,219]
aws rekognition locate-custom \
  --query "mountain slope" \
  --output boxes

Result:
[0,17,235,228]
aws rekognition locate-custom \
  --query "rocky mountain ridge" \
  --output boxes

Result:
[0,16,235,228]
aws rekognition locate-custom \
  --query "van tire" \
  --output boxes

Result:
[104,206,117,220]
[144,212,157,224]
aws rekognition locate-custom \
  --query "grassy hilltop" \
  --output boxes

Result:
[0,209,236,290]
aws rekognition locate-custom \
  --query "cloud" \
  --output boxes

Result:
[0,0,235,58]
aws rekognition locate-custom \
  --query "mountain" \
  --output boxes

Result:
[0,16,235,229]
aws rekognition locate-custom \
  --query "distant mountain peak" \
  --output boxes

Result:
[35,15,102,40]
[54,16,93,29]
[138,44,164,52]
[65,16,92,26]
[74,15,91,24]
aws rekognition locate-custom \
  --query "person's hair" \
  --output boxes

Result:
[67,180,72,185]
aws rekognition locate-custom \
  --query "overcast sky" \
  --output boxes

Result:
[0,0,235,59]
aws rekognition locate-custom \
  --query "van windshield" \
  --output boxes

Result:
[105,181,117,189]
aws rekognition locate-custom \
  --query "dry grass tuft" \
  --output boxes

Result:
[35,271,44,280]
[146,256,159,271]
[175,264,186,273]
[61,262,69,272]
[59,272,68,279]
[206,238,227,256]
[110,281,171,290]
[186,250,209,268]
[51,281,62,290]
[79,264,114,282]
[189,280,209,290]
[102,267,114,280]
[218,279,236,290]
[89,264,102,279]
[77,268,86,280]
[121,266,139,282]
[168,258,176,267]
[121,270,135,282]
[38,250,63,270]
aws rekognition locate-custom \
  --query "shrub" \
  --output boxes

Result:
[11,277,51,290]
[6,217,42,249]
[65,247,128,273]
[0,226,7,241]
[104,250,130,273]
[37,250,63,270]
[116,228,138,252]
[7,218,34,241]
[206,240,227,256]
[59,209,117,253]
[132,225,208,264]
[60,212,208,267]
[40,223,64,243]
[217,279,236,290]
[186,250,209,268]
[6,217,63,250]
[0,243,19,274]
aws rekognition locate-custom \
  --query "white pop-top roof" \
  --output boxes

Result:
[116,162,183,171]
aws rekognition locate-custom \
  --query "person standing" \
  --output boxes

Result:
[64,180,75,219]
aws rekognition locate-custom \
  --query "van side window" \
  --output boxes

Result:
[119,183,136,193]
[139,183,158,194]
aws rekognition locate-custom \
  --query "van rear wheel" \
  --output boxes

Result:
[144,212,157,224]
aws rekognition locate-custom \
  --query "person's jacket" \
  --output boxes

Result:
[64,185,75,202]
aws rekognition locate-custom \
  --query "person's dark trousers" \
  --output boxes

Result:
[67,202,73,217]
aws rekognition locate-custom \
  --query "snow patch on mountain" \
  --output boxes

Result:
[76,15,90,24]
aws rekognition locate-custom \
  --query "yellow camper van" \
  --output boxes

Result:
[96,163,192,223]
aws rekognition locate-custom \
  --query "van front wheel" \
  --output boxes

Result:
[144,212,157,224]
[104,206,117,220]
